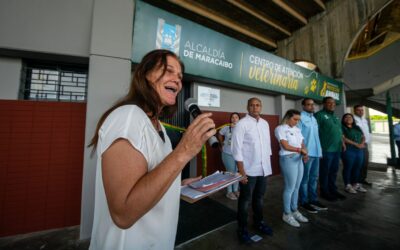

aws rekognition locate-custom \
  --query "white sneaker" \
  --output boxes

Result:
[282,213,300,227]
[226,192,237,200]
[292,210,309,223]
[345,184,357,194]
[353,183,367,193]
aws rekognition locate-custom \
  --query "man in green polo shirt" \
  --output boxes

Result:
[315,97,346,201]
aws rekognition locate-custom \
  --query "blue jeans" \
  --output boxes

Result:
[280,154,303,214]
[319,151,340,196]
[359,145,368,182]
[299,156,319,205]
[342,147,364,185]
[221,152,239,193]
[237,176,267,229]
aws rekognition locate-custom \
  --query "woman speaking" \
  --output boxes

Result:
[88,50,216,249]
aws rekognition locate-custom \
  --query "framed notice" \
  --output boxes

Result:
[197,86,220,107]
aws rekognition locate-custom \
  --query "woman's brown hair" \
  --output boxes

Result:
[88,49,185,150]
[280,109,301,125]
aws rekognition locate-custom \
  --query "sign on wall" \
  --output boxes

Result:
[132,1,343,102]
[197,86,220,107]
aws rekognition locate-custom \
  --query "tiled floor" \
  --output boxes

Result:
[1,167,399,250]
[1,133,399,250]
[176,166,400,250]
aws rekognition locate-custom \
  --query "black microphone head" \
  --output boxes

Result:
[208,136,219,148]
[184,98,197,112]
[184,97,217,148]
[185,98,202,118]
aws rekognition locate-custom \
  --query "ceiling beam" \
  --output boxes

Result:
[272,0,308,25]
[314,0,326,10]
[373,74,400,95]
[227,0,291,36]
[168,0,277,48]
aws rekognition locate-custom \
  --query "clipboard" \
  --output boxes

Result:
[180,171,243,203]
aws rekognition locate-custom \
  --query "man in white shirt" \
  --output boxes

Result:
[232,97,273,244]
[353,105,372,185]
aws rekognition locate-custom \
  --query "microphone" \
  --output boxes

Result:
[184,98,219,148]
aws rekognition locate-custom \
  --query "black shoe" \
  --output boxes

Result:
[334,192,346,200]
[321,194,337,201]
[320,193,337,202]
[254,221,273,236]
[361,180,372,186]
[301,203,318,213]
[237,228,252,245]
[310,200,328,211]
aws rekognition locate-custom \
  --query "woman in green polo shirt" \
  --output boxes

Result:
[341,113,367,194]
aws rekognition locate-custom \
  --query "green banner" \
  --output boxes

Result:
[132,0,343,102]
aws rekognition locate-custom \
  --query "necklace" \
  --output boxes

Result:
[151,117,165,143]
[158,130,165,143]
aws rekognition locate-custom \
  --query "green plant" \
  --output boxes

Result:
[370,115,388,120]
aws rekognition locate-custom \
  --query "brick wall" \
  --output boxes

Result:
[0,100,86,237]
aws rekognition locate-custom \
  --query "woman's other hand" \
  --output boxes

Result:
[181,176,202,186]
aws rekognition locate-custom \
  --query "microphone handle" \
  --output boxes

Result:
[190,108,202,118]
[208,136,219,148]
[188,104,219,148]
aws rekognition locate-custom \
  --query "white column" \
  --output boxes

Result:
[80,0,134,240]
[275,94,286,119]
[0,57,21,100]
[336,84,347,119]
[294,99,303,111]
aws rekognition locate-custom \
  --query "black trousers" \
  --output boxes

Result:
[237,176,267,229]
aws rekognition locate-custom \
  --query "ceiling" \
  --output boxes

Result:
[348,0,400,59]
[345,0,400,116]
[143,0,330,52]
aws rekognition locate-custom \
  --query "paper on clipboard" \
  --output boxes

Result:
[180,171,243,203]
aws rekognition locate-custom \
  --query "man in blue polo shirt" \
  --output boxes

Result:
[298,98,327,213]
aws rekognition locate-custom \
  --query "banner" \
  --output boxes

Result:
[132,1,343,102]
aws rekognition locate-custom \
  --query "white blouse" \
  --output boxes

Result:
[275,124,304,156]
[90,105,181,250]
[219,125,234,155]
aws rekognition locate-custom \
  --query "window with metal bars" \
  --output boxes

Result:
[21,62,88,102]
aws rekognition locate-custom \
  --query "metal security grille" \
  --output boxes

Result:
[23,64,88,102]
[161,82,190,128]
